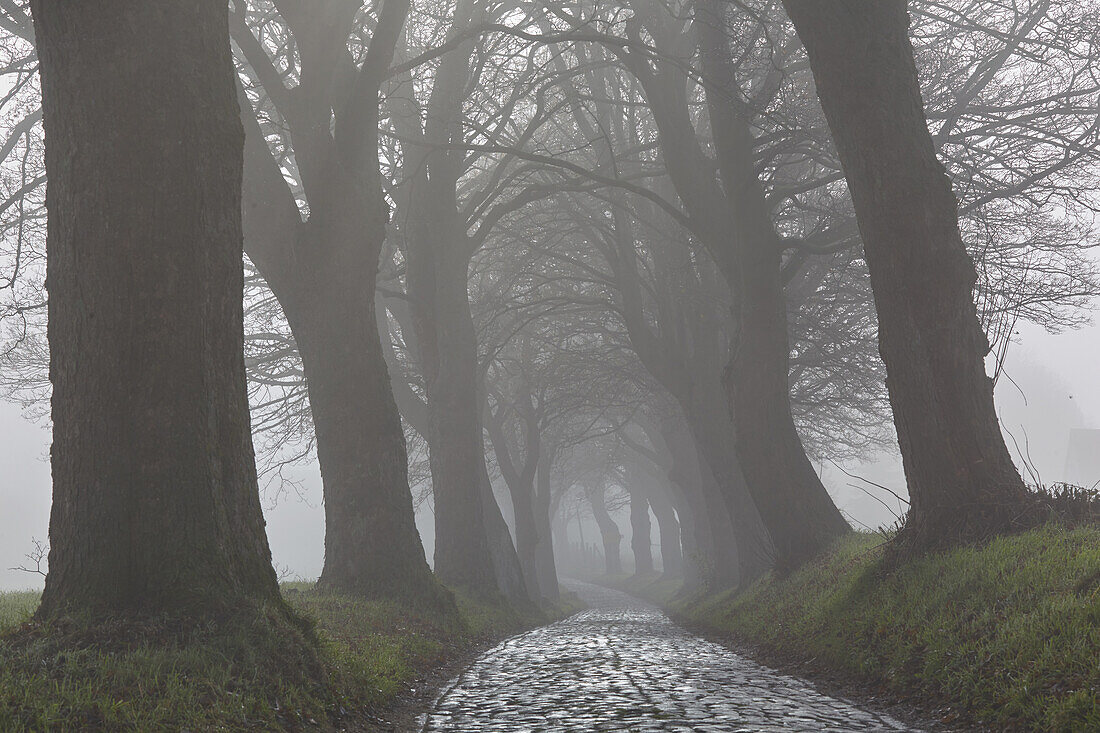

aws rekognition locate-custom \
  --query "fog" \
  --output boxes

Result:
[5,2,1100,731]
[5,318,1098,591]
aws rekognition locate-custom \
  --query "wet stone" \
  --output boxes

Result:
[421,581,922,732]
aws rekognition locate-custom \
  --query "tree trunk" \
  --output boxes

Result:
[628,488,655,575]
[589,488,623,575]
[549,488,572,580]
[236,0,446,608]
[534,449,560,601]
[407,226,510,595]
[34,0,280,617]
[240,96,444,612]
[696,451,744,589]
[622,0,848,572]
[485,403,550,602]
[661,480,697,585]
[648,484,683,577]
[696,0,850,570]
[683,389,773,583]
[285,276,443,606]
[661,416,741,588]
[403,163,495,597]
[478,449,533,606]
[501,471,540,599]
[783,0,1030,551]
[379,264,528,605]
[394,0,523,599]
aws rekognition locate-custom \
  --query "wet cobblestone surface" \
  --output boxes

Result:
[421,581,921,732]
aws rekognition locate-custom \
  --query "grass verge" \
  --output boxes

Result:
[650,525,1099,732]
[0,582,580,731]
[0,592,38,631]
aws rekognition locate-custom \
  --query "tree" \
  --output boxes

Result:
[624,481,654,575]
[485,368,544,598]
[782,0,1031,550]
[390,0,529,598]
[31,0,282,617]
[233,0,446,606]
[617,426,684,577]
[587,483,623,575]
[583,0,848,569]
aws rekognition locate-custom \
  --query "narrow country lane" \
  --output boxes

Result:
[420,581,922,732]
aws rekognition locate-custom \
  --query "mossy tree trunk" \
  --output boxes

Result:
[33,0,281,618]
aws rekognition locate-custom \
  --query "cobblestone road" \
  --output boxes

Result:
[421,581,921,732]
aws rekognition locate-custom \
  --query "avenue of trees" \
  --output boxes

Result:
[2,0,1099,625]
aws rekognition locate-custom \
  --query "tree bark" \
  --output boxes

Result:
[683,390,773,582]
[661,480,697,584]
[603,203,771,584]
[407,235,499,595]
[34,0,281,617]
[478,447,533,606]
[504,481,540,597]
[634,414,703,589]
[380,289,528,605]
[619,0,849,571]
[286,273,440,604]
[651,412,741,588]
[783,0,1030,551]
[696,450,744,589]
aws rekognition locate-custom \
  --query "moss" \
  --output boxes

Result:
[0,580,569,731]
[665,525,1100,731]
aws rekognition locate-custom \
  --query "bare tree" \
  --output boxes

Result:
[233,0,448,606]
[783,0,1033,551]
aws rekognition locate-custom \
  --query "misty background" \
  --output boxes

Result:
[3,316,1096,591]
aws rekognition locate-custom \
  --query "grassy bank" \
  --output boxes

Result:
[0,583,581,731]
[638,525,1099,731]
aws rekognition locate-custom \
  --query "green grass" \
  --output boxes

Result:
[666,525,1100,732]
[0,581,580,731]
[0,591,39,631]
